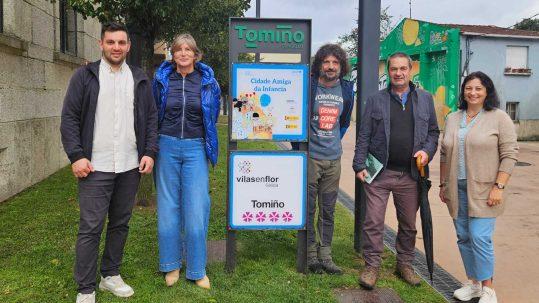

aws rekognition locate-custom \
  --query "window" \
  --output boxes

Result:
[60,0,77,55]
[505,46,530,74]
[506,102,519,121]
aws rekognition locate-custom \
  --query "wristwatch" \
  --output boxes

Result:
[494,182,505,189]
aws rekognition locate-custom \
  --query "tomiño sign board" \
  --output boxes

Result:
[229,17,311,58]
[226,17,312,273]
[229,151,307,230]
[231,63,308,141]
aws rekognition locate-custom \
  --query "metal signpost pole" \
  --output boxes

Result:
[354,0,381,253]
[225,54,238,273]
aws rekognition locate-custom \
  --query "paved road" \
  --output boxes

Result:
[339,122,539,303]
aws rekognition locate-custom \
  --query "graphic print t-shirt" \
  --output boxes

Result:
[308,81,343,160]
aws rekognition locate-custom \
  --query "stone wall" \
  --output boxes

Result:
[515,120,539,141]
[0,0,101,202]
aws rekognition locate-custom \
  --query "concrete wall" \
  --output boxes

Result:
[460,35,539,140]
[0,0,101,202]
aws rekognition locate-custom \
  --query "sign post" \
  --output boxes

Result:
[226,17,311,273]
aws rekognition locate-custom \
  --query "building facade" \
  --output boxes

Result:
[0,0,101,202]
[378,18,539,139]
[456,24,539,140]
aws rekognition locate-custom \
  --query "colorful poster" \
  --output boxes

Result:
[231,63,308,141]
[229,151,306,230]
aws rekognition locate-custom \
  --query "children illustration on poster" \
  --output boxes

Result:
[231,64,308,141]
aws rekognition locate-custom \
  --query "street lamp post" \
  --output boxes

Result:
[354,0,381,253]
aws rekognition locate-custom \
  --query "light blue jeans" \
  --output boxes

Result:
[454,179,496,281]
[155,135,210,280]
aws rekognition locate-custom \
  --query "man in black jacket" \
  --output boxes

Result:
[60,22,157,303]
[353,52,439,289]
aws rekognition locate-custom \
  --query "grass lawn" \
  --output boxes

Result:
[0,125,445,303]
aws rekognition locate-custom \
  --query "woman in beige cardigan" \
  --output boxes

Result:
[439,71,518,303]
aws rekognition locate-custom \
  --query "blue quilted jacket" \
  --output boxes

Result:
[152,61,221,166]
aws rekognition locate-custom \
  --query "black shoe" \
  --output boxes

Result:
[307,258,324,274]
[319,259,343,275]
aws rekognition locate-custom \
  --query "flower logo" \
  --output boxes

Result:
[242,212,253,222]
[256,211,266,222]
[269,212,279,222]
[238,160,252,174]
[282,212,293,222]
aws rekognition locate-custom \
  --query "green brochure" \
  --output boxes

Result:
[365,153,383,184]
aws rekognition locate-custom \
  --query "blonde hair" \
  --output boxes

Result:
[170,33,203,63]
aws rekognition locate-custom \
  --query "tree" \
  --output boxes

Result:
[51,0,250,83]
[337,6,393,57]
[514,17,539,32]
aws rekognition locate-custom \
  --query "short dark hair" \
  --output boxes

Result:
[101,22,129,40]
[387,52,412,69]
[459,71,500,111]
[312,44,349,79]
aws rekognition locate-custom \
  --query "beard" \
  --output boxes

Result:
[103,51,126,67]
[320,68,341,82]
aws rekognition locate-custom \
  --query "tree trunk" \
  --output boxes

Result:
[141,33,157,77]
[130,27,158,207]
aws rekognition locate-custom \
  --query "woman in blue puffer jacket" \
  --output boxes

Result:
[152,33,220,289]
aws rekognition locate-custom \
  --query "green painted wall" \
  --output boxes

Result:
[380,18,461,127]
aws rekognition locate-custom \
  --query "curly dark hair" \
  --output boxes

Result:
[459,71,500,111]
[312,44,349,79]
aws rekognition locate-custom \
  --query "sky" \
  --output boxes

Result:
[244,0,539,52]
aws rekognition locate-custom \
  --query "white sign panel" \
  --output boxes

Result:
[231,63,308,141]
[229,151,306,229]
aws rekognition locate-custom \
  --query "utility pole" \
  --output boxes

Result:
[355,0,381,253]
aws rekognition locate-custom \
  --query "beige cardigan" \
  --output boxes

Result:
[440,109,518,218]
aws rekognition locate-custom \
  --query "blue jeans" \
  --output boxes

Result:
[155,135,210,280]
[454,179,496,281]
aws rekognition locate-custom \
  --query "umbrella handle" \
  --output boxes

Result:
[416,155,426,177]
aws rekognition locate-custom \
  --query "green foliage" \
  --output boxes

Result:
[49,0,251,93]
[337,6,393,57]
[514,17,539,32]
[160,0,252,94]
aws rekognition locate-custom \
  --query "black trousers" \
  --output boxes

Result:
[74,168,140,294]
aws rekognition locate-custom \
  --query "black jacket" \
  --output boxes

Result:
[60,60,158,164]
[352,83,440,180]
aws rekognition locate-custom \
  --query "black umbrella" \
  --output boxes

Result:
[416,156,434,283]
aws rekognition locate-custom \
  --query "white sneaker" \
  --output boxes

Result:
[99,275,134,297]
[453,281,482,301]
[76,291,95,303]
[479,286,497,303]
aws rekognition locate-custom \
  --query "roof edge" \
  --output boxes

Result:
[460,31,539,39]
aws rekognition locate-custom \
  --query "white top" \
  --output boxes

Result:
[91,59,139,173]
[457,109,483,180]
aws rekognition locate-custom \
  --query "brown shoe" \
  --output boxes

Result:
[396,264,421,286]
[359,266,379,290]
